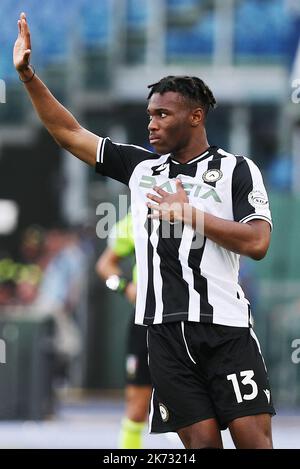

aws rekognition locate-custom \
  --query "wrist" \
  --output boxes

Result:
[105,274,129,294]
[18,65,35,83]
[181,204,204,232]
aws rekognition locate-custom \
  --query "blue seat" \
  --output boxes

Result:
[127,0,148,29]
[166,11,214,59]
[234,0,297,59]
[80,0,111,47]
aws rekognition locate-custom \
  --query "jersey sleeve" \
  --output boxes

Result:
[95,137,154,185]
[108,213,135,257]
[232,156,272,229]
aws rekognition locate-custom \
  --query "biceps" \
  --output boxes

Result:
[247,219,271,249]
[65,127,101,167]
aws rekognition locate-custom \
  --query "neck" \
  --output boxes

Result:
[172,130,209,164]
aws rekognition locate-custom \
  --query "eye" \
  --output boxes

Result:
[160,112,167,118]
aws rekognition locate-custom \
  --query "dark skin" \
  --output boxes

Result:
[147,180,271,260]
[14,13,273,448]
[147,94,271,261]
[146,98,273,448]
[14,13,99,166]
[147,91,209,163]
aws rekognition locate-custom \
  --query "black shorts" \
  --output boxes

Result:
[148,321,275,433]
[125,317,151,386]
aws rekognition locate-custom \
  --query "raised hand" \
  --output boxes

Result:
[13,12,32,72]
[146,179,189,223]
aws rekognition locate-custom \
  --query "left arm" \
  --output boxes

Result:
[147,180,271,260]
[185,205,270,260]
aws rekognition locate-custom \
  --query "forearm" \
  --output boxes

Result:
[18,67,80,148]
[182,204,268,260]
[96,252,132,299]
[96,252,122,281]
[96,262,122,281]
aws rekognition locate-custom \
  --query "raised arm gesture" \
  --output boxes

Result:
[13,12,32,74]
[13,12,101,166]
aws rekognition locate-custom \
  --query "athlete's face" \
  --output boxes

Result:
[147,92,198,155]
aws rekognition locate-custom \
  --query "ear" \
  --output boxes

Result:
[190,107,204,127]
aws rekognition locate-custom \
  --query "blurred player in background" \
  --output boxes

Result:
[14,12,275,448]
[96,212,152,449]
[33,227,86,381]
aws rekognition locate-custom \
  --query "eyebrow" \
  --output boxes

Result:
[147,107,170,114]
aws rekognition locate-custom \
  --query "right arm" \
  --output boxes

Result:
[96,248,122,280]
[96,248,137,305]
[14,12,100,166]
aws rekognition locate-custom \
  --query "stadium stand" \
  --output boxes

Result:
[0,0,298,80]
[234,0,298,62]
[0,0,300,404]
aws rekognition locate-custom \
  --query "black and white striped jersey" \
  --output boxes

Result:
[96,138,272,328]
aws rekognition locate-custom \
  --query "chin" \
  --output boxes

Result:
[152,142,171,155]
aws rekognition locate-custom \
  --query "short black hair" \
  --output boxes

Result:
[147,75,217,116]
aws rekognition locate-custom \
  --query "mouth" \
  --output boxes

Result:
[149,136,161,145]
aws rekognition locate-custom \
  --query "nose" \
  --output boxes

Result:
[148,116,159,132]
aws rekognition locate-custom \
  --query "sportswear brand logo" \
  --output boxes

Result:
[139,176,222,202]
[263,389,270,403]
[159,403,169,422]
[152,163,168,175]
[202,169,223,183]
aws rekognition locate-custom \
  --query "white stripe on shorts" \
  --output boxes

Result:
[181,321,197,365]
[148,388,155,433]
[250,328,267,372]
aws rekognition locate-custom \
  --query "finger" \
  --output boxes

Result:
[22,15,31,49]
[175,179,184,191]
[153,185,168,196]
[20,12,27,29]
[146,202,161,212]
[146,193,162,203]
[23,49,31,63]
[20,17,27,39]
[147,213,160,220]
[20,14,24,36]
[18,20,21,35]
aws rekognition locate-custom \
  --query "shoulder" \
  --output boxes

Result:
[233,155,264,181]
[213,147,241,168]
[217,148,262,174]
[105,138,159,159]
[215,147,237,160]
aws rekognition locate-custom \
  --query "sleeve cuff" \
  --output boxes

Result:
[95,137,107,173]
[239,214,273,231]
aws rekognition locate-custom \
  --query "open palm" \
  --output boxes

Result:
[13,12,31,72]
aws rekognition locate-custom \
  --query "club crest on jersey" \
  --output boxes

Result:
[159,403,169,422]
[248,190,268,207]
[202,169,223,183]
[151,163,168,176]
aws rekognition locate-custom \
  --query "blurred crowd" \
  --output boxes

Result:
[0,225,89,381]
[0,226,85,306]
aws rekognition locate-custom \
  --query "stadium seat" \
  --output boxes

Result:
[234,0,297,61]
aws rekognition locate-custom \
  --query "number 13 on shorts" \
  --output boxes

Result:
[227,370,258,403]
